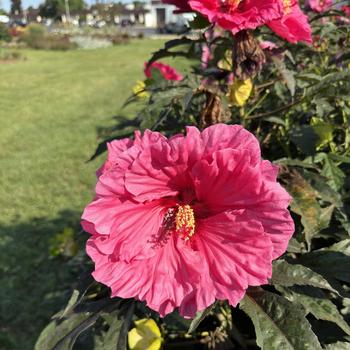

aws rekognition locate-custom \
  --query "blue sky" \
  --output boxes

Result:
[0,0,131,11]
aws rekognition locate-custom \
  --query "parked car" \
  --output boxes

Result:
[163,21,189,34]
[0,15,10,24]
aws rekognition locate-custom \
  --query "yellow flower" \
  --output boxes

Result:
[132,80,149,98]
[218,50,233,71]
[128,318,162,350]
[227,78,253,107]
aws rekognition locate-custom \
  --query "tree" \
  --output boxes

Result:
[10,0,22,15]
[39,0,85,19]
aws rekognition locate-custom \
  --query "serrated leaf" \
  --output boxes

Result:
[240,289,322,350]
[286,170,332,246]
[301,169,342,207]
[306,70,350,96]
[272,56,295,96]
[187,303,214,334]
[282,289,350,336]
[271,260,338,295]
[321,154,346,190]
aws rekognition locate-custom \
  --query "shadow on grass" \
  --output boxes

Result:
[0,209,84,350]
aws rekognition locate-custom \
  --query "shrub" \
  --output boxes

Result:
[0,23,11,42]
[21,25,76,51]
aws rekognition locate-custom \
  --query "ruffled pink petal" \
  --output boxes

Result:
[199,124,261,165]
[97,138,134,177]
[189,0,284,34]
[267,2,312,44]
[125,143,190,202]
[83,198,171,261]
[88,233,204,317]
[194,211,273,306]
[191,148,262,214]
[82,197,121,236]
[245,161,294,259]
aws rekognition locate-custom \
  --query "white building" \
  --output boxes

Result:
[144,0,193,28]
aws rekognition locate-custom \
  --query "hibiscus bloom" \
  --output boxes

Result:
[342,5,350,17]
[82,124,294,318]
[144,62,183,81]
[267,0,312,44]
[187,0,284,34]
[259,40,278,51]
[307,0,332,13]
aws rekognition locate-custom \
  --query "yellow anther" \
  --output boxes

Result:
[283,0,292,14]
[175,205,195,241]
[220,0,241,11]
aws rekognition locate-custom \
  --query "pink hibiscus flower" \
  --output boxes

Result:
[259,40,278,50]
[188,0,284,34]
[144,62,183,81]
[267,0,312,44]
[82,124,294,318]
[341,5,350,17]
[307,0,332,13]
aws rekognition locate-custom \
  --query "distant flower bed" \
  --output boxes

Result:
[70,33,130,49]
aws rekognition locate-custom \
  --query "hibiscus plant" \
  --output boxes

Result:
[36,1,350,350]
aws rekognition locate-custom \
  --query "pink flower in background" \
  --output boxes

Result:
[307,0,332,13]
[267,0,312,44]
[82,124,294,318]
[341,5,350,17]
[259,40,278,50]
[188,0,284,34]
[144,62,183,81]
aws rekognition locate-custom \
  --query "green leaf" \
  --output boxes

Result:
[296,240,350,283]
[239,289,322,350]
[272,56,295,96]
[301,169,342,207]
[287,238,306,253]
[189,14,210,29]
[281,289,350,336]
[35,312,99,350]
[306,70,350,96]
[187,303,214,334]
[274,158,317,169]
[271,260,339,295]
[286,170,333,246]
[324,341,350,349]
[311,118,334,149]
[147,37,200,65]
[321,154,346,190]
[95,310,123,350]
[290,125,319,156]
[117,302,135,350]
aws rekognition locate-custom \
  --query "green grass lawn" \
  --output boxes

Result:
[0,40,182,350]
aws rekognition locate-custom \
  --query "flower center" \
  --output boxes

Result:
[175,205,195,241]
[220,0,241,12]
[283,0,292,14]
